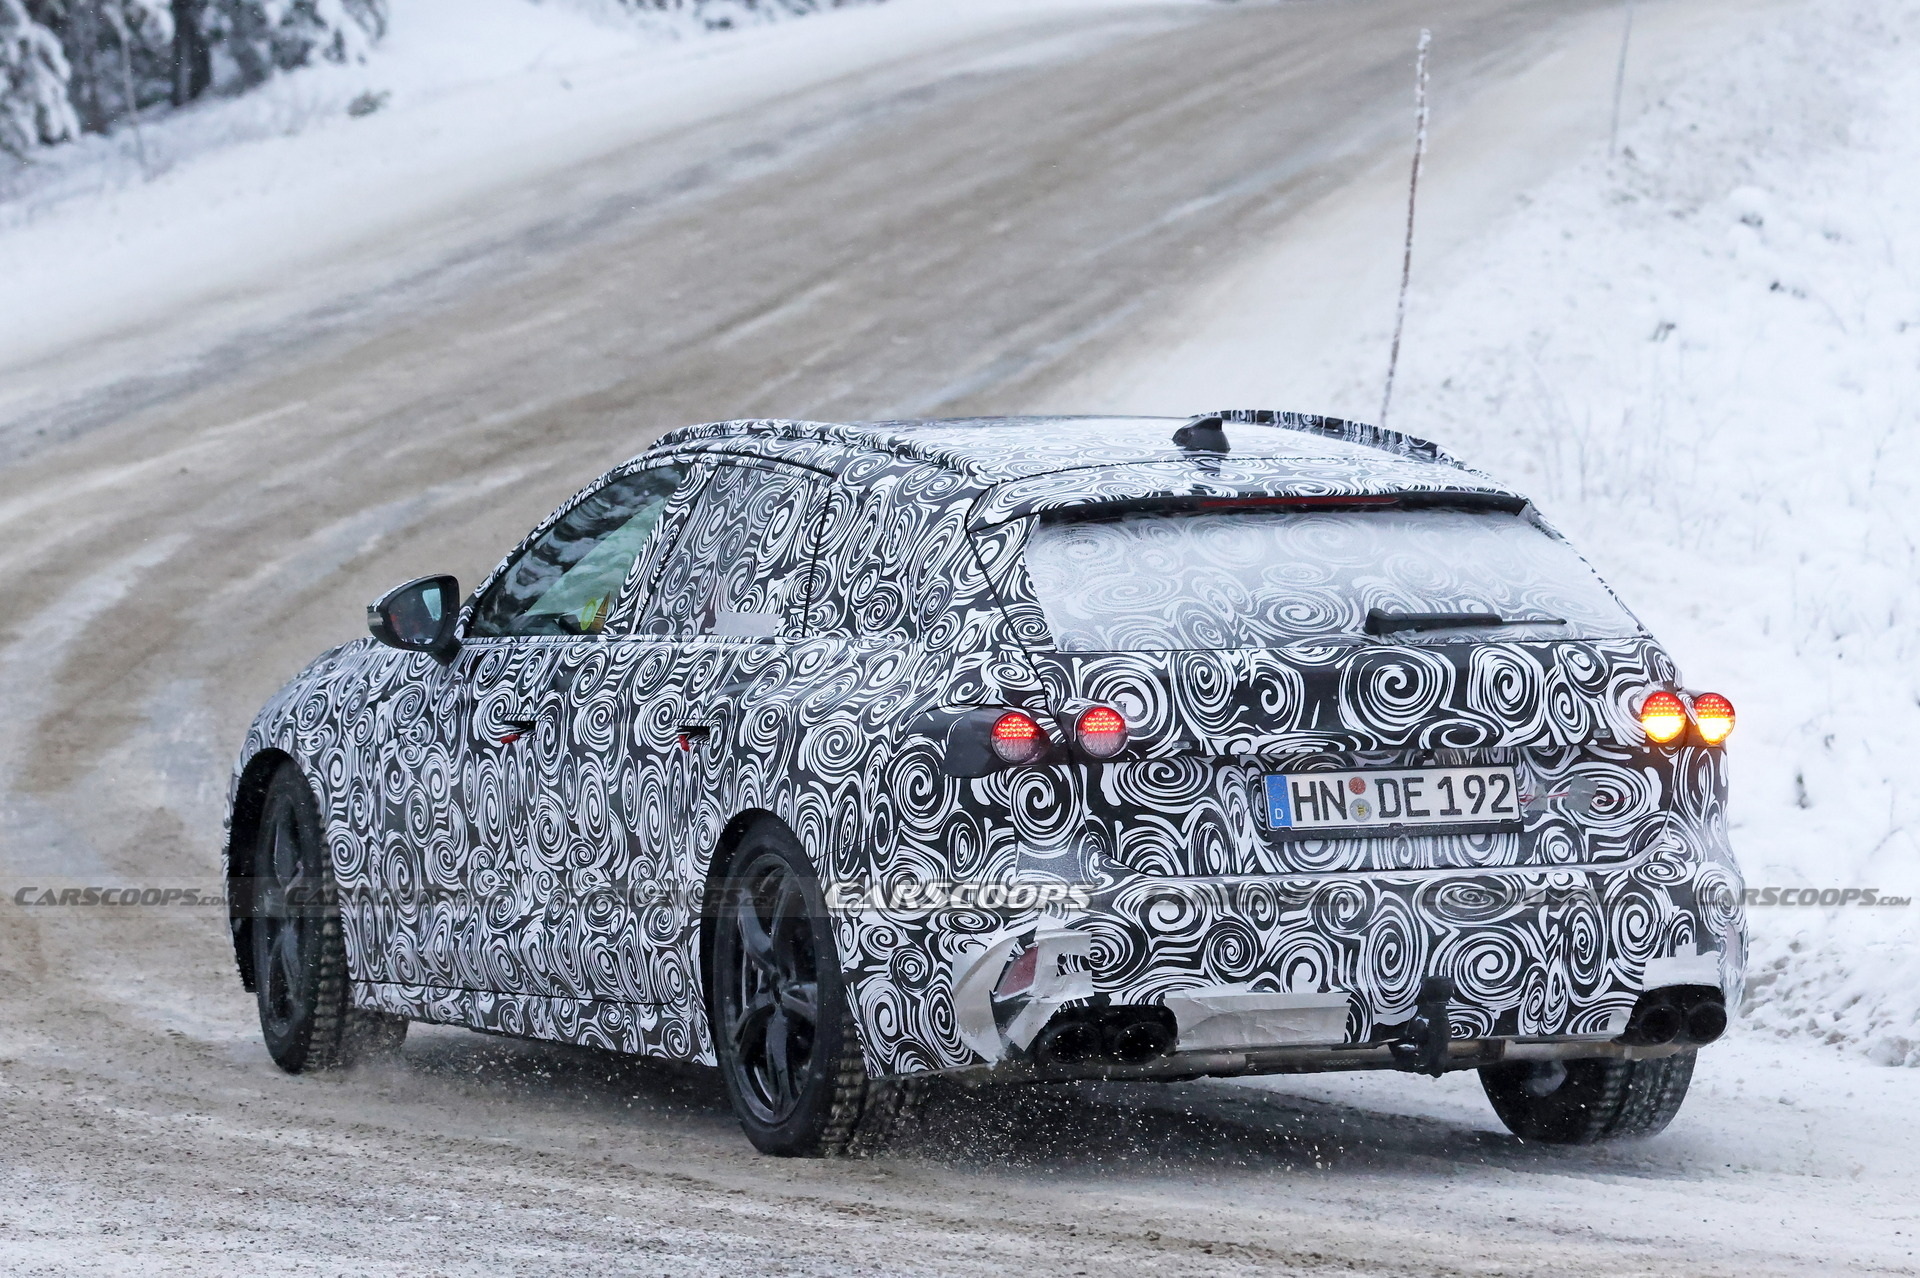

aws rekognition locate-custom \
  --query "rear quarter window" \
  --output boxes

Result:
[800,467,979,645]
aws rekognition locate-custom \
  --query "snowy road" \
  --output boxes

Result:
[4,0,1913,1273]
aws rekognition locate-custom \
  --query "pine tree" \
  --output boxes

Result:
[0,0,77,158]
[198,0,384,92]
[170,0,209,105]
[31,1,173,134]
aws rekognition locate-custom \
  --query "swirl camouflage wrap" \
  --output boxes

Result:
[226,414,1746,1076]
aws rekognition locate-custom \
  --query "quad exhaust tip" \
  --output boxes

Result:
[1623,986,1727,1047]
[1634,1001,1685,1046]
[1030,985,1728,1069]
[1033,1007,1177,1068]
[1033,1020,1102,1066]
[1684,998,1729,1044]
[1108,1017,1175,1064]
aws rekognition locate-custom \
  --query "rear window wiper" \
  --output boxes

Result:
[1365,608,1568,635]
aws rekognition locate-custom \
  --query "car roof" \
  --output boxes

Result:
[650,413,1526,513]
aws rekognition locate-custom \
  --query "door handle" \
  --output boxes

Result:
[676,722,714,752]
[495,704,551,744]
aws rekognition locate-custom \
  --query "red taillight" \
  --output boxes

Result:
[995,946,1038,999]
[1076,705,1128,759]
[991,711,1048,764]
[1693,693,1736,745]
[1640,690,1688,745]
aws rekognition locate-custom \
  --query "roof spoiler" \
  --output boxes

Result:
[1200,409,1465,469]
[1031,490,1528,523]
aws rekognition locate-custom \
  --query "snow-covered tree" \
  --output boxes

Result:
[29,0,173,134]
[0,0,77,157]
[201,0,385,91]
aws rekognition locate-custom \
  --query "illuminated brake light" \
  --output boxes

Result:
[1076,706,1128,759]
[991,712,1048,764]
[1693,693,1736,745]
[1640,691,1688,745]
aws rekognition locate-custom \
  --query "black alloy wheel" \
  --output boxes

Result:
[712,822,868,1156]
[250,762,406,1072]
[1479,1051,1696,1143]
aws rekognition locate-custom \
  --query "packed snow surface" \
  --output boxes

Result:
[0,0,1174,384]
[3,0,1920,1271]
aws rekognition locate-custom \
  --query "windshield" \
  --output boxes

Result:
[1022,506,1639,652]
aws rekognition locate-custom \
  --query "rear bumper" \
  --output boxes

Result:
[841,843,1746,1076]
[1083,856,1743,1040]
[945,1034,1698,1086]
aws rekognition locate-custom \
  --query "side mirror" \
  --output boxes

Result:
[367,575,460,660]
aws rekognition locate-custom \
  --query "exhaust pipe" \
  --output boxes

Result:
[1623,987,1727,1047]
[1624,996,1684,1046]
[1107,1017,1174,1064]
[1033,1020,1102,1067]
[1031,1007,1177,1067]
[1679,990,1728,1044]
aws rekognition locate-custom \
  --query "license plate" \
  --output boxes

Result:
[1264,766,1521,834]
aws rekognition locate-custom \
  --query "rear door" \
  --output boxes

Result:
[564,460,828,1045]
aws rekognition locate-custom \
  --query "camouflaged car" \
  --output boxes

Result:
[227,411,1744,1154]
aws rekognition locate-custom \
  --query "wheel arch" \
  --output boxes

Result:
[699,807,785,1025]
[226,748,297,992]
[697,806,868,1067]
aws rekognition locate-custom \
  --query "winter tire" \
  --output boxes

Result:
[1479,1051,1696,1144]
[711,820,916,1156]
[250,762,408,1073]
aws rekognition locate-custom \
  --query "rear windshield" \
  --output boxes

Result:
[1022,507,1639,652]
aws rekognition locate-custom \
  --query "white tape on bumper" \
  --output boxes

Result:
[1163,988,1352,1051]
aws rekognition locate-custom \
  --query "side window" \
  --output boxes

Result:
[637,464,822,639]
[799,470,973,643]
[468,464,689,639]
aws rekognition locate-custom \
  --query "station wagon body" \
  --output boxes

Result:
[227,413,1746,1150]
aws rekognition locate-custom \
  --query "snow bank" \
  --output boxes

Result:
[1361,0,1920,1066]
[1110,0,1920,1063]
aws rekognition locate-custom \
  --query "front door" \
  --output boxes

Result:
[431,461,693,1000]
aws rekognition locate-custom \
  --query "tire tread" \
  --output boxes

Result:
[258,764,407,1074]
[712,818,930,1158]
[1480,1051,1696,1144]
